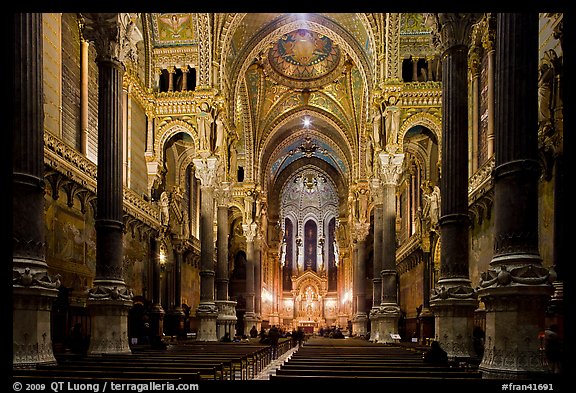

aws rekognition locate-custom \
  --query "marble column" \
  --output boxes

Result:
[427,13,480,360]
[375,153,403,343]
[170,241,185,338]
[352,221,369,337]
[469,45,481,175]
[368,179,383,341]
[243,222,258,331]
[215,183,237,340]
[477,13,554,379]
[482,14,496,158]
[149,236,165,345]
[81,13,141,355]
[192,155,219,341]
[181,66,189,91]
[12,13,61,368]
[167,66,175,92]
[254,232,262,322]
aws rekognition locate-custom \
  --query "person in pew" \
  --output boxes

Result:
[250,325,258,338]
[423,340,448,365]
[220,332,232,342]
[268,325,280,359]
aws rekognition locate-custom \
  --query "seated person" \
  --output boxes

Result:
[423,340,448,364]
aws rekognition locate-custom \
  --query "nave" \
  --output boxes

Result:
[12,335,564,389]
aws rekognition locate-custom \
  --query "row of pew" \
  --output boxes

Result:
[270,337,483,384]
[12,338,293,382]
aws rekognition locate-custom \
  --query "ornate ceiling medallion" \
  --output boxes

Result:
[266,29,343,89]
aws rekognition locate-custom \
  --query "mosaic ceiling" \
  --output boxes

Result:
[268,29,341,80]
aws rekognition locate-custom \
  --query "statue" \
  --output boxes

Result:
[228,130,239,180]
[333,239,340,267]
[159,191,170,226]
[215,113,226,154]
[365,136,374,177]
[196,102,213,151]
[372,110,382,150]
[384,96,401,147]
[538,50,557,131]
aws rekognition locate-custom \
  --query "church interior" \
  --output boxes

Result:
[12,12,568,383]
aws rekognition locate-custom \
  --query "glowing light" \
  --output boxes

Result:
[303,117,311,128]
[262,288,273,303]
[342,290,352,304]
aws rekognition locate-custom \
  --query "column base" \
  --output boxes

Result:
[216,300,237,341]
[352,312,368,337]
[196,302,218,341]
[477,285,554,379]
[430,297,478,361]
[372,304,401,343]
[87,298,132,355]
[13,286,59,368]
[418,308,435,345]
[149,304,166,348]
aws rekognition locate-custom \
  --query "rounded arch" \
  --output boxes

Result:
[260,125,352,193]
[229,15,374,115]
[269,158,346,222]
[399,112,442,151]
[156,120,198,166]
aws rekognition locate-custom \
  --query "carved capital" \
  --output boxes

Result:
[214,182,231,207]
[379,152,404,185]
[242,222,258,243]
[81,13,142,64]
[369,178,384,205]
[193,156,218,187]
[354,221,370,243]
[425,13,482,54]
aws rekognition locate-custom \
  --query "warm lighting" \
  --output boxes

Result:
[303,117,311,128]
[262,288,273,303]
[341,290,352,304]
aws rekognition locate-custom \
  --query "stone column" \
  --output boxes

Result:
[192,154,219,341]
[181,66,189,91]
[469,45,481,175]
[167,66,175,92]
[80,37,89,156]
[477,13,554,379]
[82,13,141,355]
[482,14,496,158]
[149,236,165,345]
[352,221,369,337]
[368,179,383,341]
[243,221,258,331]
[426,13,480,360]
[12,13,61,368]
[412,57,419,81]
[254,232,262,321]
[375,152,403,343]
[170,241,185,338]
[215,183,237,340]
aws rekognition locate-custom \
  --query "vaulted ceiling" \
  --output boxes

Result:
[142,13,434,202]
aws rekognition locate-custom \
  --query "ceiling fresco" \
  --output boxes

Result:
[268,29,341,80]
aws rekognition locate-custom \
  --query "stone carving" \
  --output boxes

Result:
[478,264,552,289]
[13,267,61,289]
[88,285,133,301]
